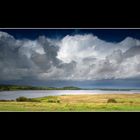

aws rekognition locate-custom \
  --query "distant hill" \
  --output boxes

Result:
[0,85,81,91]
[0,85,139,91]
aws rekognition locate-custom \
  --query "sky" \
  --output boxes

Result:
[2,29,140,41]
[0,29,140,86]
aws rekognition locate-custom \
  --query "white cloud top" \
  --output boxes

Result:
[0,31,140,81]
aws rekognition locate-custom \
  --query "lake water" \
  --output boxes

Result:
[0,90,140,100]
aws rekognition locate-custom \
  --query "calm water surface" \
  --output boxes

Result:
[0,90,140,100]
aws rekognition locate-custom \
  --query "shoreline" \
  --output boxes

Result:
[0,90,140,101]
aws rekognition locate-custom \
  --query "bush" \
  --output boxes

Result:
[16,96,28,102]
[16,96,39,102]
[47,99,60,103]
[57,100,60,103]
[46,96,60,103]
[107,98,117,103]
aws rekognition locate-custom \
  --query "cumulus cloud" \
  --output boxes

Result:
[0,31,140,81]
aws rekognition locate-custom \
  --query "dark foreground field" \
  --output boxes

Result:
[0,94,140,111]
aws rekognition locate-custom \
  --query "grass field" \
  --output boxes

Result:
[0,94,140,111]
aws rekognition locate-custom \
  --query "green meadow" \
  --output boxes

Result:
[0,94,140,111]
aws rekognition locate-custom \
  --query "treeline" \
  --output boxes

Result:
[0,85,81,91]
[0,85,45,91]
[0,85,139,91]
